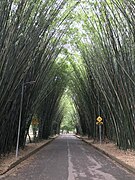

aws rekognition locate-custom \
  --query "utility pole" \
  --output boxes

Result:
[16,80,35,158]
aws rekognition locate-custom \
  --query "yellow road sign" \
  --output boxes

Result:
[32,118,39,125]
[96,116,102,122]
[96,121,103,125]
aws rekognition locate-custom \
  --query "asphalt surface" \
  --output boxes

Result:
[2,135,135,180]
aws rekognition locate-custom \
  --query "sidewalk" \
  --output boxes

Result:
[0,136,57,176]
[76,135,135,175]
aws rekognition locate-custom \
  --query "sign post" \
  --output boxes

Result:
[96,116,103,145]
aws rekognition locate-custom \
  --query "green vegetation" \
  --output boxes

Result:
[0,0,78,155]
[0,0,134,156]
[60,91,76,133]
[67,0,135,150]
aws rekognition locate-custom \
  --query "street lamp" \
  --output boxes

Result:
[16,80,35,158]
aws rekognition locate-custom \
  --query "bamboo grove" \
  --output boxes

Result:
[68,0,135,150]
[0,0,135,156]
[0,0,78,155]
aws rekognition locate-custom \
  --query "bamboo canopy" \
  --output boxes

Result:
[0,0,135,156]
[0,0,75,155]
[69,0,135,150]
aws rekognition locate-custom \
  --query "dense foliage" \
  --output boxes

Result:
[60,92,77,132]
[0,0,134,156]
[68,0,135,150]
[0,0,78,155]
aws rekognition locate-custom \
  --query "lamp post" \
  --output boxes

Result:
[16,80,35,158]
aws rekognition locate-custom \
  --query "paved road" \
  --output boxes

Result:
[1,135,135,180]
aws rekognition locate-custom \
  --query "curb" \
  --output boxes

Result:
[76,135,135,175]
[0,136,58,176]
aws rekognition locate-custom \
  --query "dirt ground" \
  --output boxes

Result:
[80,136,135,169]
[0,140,51,175]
